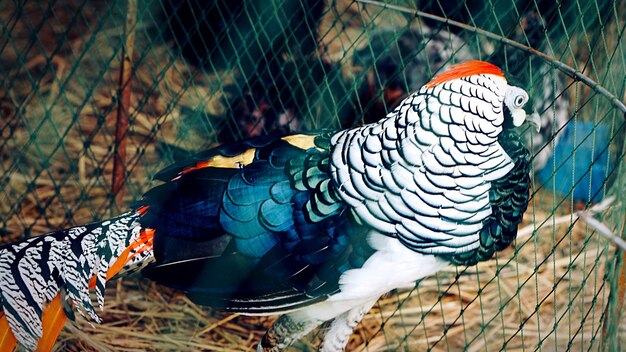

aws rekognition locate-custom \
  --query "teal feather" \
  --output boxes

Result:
[259,200,295,231]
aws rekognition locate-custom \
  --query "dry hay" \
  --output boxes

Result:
[0,1,623,351]
[42,191,617,352]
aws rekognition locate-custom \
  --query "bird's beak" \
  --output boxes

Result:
[512,109,541,132]
[526,111,541,133]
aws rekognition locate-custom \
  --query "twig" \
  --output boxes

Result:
[197,314,240,337]
[112,0,137,210]
[575,196,626,252]
[356,0,626,117]
[517,196,625,252]
[577,212,626,252]
[516,214,573,241]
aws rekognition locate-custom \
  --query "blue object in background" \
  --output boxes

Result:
[537,120,614,203]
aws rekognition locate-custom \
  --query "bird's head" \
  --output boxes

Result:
[503,85,542,132]
[504,85,529,127]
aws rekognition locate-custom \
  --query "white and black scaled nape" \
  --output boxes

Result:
[329,61,532,264]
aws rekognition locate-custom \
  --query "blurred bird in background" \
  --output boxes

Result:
[351,25,473,124]
[162,0,332,145]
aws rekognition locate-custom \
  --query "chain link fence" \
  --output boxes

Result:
[1,0,625,350]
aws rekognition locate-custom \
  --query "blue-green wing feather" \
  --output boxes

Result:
[139,133,374,313]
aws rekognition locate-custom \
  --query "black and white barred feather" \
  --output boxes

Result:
[330,72,515,255]
[0,212,153,350]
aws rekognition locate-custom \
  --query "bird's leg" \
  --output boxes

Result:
[257,313,324,352]
[318,298,378,352]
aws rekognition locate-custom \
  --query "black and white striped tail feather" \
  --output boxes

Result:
[0,212,153,350]
[189,290,328,316]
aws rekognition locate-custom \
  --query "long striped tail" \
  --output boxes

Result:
[0,212,154,351]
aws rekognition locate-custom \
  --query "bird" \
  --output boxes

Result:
[0,61,535,351]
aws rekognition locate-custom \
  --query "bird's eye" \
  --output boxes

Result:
[514,94,526,108]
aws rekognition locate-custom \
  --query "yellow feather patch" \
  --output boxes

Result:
[205,148,256,168]
[281,134,321,150]
[181,148,256,174]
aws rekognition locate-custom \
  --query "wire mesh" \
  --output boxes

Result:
[0,0,625,350]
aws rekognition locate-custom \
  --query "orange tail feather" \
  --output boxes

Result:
[0,311,17,352]
[0,295,67,352]
[36,295,66,352]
